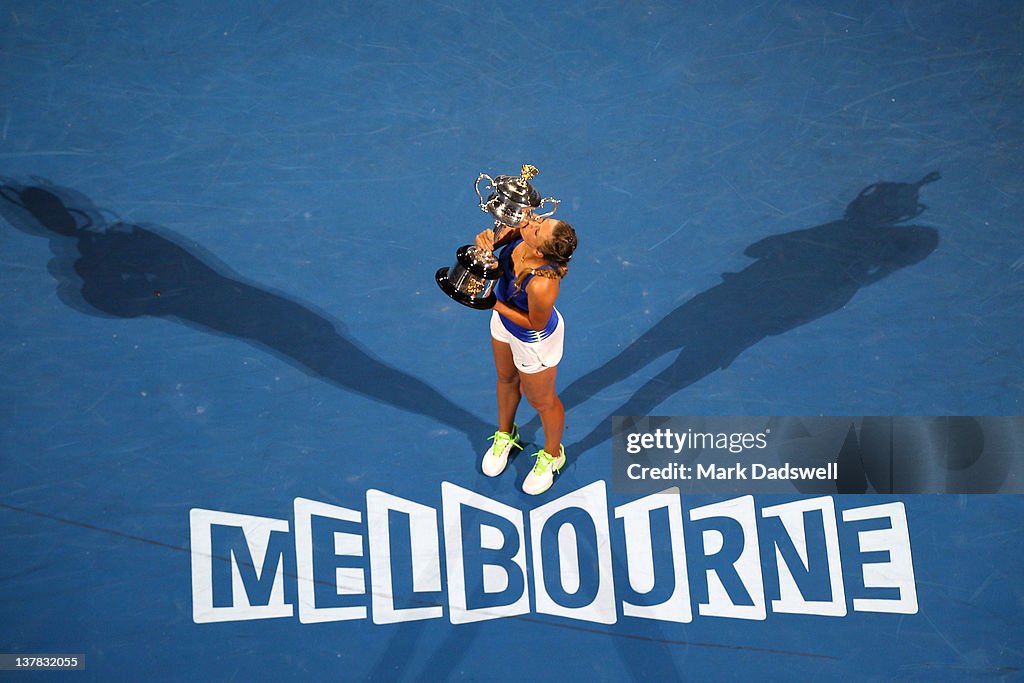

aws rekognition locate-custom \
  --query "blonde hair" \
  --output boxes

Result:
[513,220,578,292]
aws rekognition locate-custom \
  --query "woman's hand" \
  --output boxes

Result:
[474,229,496,253]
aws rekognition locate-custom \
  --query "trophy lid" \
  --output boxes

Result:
[491,164,542,208]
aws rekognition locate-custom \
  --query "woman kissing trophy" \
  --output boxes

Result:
[435,164,559,309]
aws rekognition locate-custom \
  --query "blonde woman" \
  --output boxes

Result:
[474,212,578,494]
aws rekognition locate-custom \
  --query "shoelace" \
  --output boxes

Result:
[488,429,518,454]
[532,449,558,474]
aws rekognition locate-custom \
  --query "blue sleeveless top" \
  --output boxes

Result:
[495,238,559,342]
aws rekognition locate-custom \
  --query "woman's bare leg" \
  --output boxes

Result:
[491,338,521,433]
[519,366,563,454]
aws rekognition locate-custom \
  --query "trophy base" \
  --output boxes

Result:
[435,268,496,309]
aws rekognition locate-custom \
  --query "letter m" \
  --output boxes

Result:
[190,508,294,623]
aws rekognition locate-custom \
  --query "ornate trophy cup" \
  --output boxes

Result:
[435,164,559,309]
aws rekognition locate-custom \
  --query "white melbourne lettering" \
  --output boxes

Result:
[190,484,918,626]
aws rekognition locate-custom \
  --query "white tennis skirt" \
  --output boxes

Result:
[490,309,564,374]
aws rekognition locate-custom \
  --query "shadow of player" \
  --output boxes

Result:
[0,177,490,444]
[539,173,941,457]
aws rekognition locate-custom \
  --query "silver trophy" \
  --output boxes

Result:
[436,164,560,309]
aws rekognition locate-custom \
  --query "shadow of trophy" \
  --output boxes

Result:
[436,164,559,309]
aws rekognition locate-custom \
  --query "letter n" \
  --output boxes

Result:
[761,497,846,616]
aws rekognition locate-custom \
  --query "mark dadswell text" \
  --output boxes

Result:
[626,462,839,482]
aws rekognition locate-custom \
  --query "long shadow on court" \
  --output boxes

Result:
[529,173,942,458]
[0,178,490,444]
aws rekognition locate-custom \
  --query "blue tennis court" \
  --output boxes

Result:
[1,1,1022,679]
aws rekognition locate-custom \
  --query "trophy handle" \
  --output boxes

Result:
[534,197,560,219]
[475,174,494,211]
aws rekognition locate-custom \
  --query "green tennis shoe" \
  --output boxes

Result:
[522,445,566,495]
[482,425,521,477]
